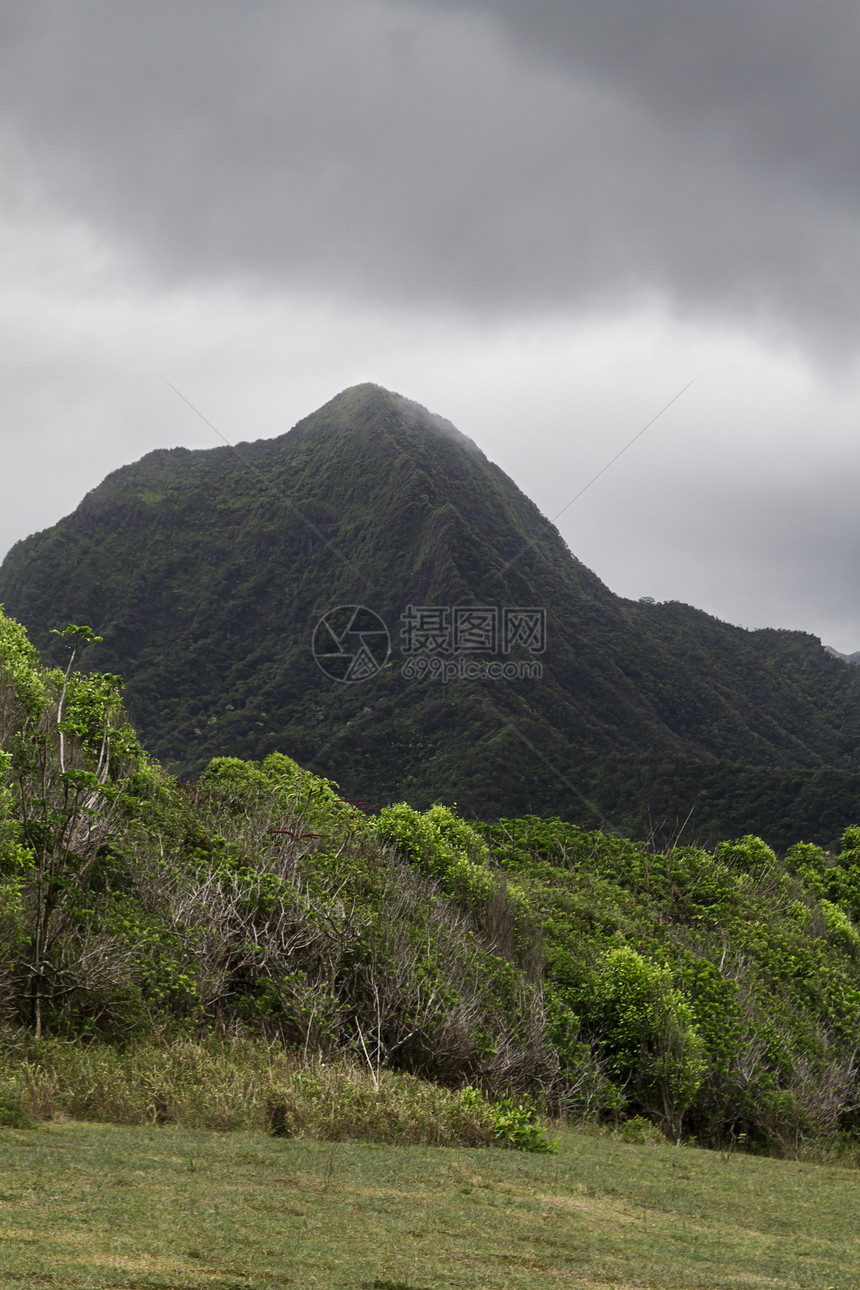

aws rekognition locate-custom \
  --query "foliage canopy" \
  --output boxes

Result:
[3,604,860,1154]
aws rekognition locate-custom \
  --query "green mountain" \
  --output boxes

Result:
[2,382,860,846]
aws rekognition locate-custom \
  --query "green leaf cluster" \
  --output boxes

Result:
[460,1084,558,1153]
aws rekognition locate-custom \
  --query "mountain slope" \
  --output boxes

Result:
[2,383,859,842]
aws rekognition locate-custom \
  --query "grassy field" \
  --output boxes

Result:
[0,1122,858,1290]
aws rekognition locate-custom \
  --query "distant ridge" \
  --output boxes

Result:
[2,382,859,847]
[825,645,860,665]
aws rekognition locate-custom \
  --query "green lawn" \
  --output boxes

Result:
[0,1122,857,1289]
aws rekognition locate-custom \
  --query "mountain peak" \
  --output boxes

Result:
[297,383,482,455]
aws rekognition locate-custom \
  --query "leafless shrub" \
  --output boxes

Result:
[484,873,517,960]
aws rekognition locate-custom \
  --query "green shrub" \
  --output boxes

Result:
[820,899,860,954]
[570,945,706,1141]
[714,835,778,877]
[618,1114,668,1145]
[0,1092,36,1129]
[460,1085,558,1153]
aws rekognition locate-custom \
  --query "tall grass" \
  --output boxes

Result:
[0,1030,499,1145]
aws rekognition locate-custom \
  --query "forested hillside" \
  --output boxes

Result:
[1,384,860,845]
[3,605,860,1154]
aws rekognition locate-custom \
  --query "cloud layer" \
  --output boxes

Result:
[4,1,860,347]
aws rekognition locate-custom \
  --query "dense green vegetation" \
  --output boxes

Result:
[2,383,860,845]
[4,603,860,1164]
[479,817,860,1150]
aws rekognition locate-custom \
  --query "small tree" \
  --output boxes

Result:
[1,618,141,1035]
[587,945,707,1140]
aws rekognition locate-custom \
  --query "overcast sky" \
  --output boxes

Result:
[3,1,860,650]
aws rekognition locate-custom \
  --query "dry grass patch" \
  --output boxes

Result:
[0,1033,498,1145]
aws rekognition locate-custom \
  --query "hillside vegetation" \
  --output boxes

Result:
[2,604,860,1158]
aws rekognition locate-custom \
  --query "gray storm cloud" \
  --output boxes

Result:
[2,0,859,351]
